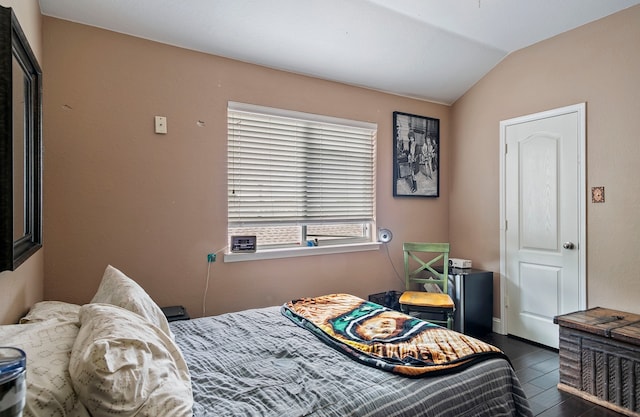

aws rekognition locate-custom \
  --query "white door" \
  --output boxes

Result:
[500,104,586,349]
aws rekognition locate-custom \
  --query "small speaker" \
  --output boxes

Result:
[230,235,257,253]
[378,228,393,243]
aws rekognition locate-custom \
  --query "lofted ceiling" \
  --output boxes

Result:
[39,0,640,104]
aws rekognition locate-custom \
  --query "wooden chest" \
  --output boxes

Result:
[554,307,640,416]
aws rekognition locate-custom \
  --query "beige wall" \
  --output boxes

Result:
[37,5,640,323]
[0,0,44,324]
[451,5,640,317]
[42,17,450,317]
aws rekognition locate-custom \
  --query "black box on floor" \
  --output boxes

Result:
[368,291,402,311]
[161,305,190,322]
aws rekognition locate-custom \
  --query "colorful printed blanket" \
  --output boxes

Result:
[282,293,508,377]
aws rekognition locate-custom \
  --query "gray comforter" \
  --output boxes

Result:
[171,306,532,417]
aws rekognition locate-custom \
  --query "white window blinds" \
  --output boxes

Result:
[228,102,376,227]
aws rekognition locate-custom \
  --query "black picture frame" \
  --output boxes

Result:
[0,6,43,271]
[393,111,439,197]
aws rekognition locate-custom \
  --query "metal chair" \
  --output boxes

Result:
[398,242,455,329]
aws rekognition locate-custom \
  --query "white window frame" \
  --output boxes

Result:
[225,102,379,262]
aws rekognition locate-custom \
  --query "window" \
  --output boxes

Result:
[227,102,377,258]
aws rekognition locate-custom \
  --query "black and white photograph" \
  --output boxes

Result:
[393,111,439,197]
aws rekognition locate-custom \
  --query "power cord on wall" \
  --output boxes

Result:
[202,246,227,317]
[383,242,406,286]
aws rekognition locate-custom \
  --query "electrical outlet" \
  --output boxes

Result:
[207,253,216,263]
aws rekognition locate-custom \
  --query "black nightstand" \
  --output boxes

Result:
[161,305,190,322]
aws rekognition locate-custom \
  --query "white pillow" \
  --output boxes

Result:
[91,265,172,337]
[19,301,81,324]
[69,303,193,417]
[0,321,90,417]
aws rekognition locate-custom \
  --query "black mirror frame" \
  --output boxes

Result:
[0,6,42,271]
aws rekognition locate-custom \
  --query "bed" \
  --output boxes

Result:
[1,265,533,417]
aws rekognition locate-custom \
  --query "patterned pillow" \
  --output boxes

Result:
[0,321,90,417]
[19,301,81,324]
[90,265,172,337]
[69,303,192,417]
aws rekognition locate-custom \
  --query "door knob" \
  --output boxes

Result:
[563,242,575,250]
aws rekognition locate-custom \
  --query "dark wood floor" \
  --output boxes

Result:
[479,333,627,417]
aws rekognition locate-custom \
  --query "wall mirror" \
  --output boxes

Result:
[0,6,42,271]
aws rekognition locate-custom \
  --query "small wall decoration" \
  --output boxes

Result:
[393,111,439,197]
[591,186,605,203]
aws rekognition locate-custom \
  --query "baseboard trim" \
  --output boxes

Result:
[492,317,504,334]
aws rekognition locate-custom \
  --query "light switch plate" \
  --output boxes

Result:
[154,116,167,134]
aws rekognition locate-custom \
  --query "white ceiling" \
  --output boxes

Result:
[38,0,640,104]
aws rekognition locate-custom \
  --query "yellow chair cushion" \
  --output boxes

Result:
[399,291,454,309]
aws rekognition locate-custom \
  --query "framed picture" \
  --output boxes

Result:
[393,111,440,197]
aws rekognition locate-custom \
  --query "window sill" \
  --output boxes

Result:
[223,242,381,263]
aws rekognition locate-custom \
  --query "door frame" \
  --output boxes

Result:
[498,103,587,335]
